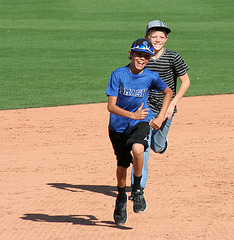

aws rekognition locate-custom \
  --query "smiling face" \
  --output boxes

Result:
[128,50,152,74]
[146,29,168,53]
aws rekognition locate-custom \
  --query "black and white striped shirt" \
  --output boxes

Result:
[146,48,189,114]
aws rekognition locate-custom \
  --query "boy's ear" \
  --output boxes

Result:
[129,50,133,58]
[145,35,148,39]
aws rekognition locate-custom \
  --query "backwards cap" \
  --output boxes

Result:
[146,20,171,35]
[131,38,154,56]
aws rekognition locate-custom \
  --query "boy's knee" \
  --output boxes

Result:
[132,148,144,158]
[132,143,144,157]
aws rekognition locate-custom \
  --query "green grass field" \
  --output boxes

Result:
[0,0,233,110]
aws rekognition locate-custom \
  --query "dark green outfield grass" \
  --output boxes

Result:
[0,0,233,110]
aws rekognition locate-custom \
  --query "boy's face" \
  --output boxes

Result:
[129,51,151,73]
[145,30,168,52]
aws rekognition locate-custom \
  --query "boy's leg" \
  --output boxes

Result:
[109,130,130,225]
[114,165,128,225]
[131,115,172,194]
[151,115,173,153]
[117,166,127,188]
[116,166,128,202]
[131,127,152,189]
[132,143,144,177]
[126,122,149,213]
[131,143,147,213]
[131,115,154,189]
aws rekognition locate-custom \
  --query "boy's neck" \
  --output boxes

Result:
[128,63,143,75]
[152,48,164,60]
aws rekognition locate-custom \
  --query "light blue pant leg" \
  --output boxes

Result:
[131,113,173,189]
[151,114,173,153]
[140,127,153,188]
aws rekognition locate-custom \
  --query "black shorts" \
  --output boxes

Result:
[109,122,150,168]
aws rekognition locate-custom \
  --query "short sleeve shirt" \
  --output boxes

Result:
[106,65,167,132]
[146,49,189,114]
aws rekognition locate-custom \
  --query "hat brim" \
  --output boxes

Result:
[147,26,171,34]
[131,48,154,56]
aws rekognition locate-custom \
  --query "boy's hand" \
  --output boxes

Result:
[149,116,163,130]
[164,103,175,120]
[132,103,149,120]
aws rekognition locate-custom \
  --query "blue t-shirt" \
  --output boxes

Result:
[106,65,167,133]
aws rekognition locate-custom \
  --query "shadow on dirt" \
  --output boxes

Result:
[47,182,131,198]
[20,213,132,230]
[20,183,133,230]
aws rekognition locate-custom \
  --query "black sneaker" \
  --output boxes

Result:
[132,189,147,213]
[114,195,128,225]
[129,187,144,201]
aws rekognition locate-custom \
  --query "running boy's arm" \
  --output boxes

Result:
[149,86,173,130]
[107,96,149,120]
[165,73,190,120]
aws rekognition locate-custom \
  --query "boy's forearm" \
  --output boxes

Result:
[171,74,190,106]
[108,104,135,119]
[158,89,173,119]
[149,89,172,130]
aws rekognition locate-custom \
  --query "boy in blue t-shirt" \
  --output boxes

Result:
[106,38,172,225]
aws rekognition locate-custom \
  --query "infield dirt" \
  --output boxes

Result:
[0,94,233,240]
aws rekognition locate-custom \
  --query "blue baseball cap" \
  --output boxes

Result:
[131,38,154,56]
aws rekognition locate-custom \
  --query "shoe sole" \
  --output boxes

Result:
[115,213,128,225]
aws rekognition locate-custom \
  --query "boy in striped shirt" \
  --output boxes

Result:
[131,20,191,193]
